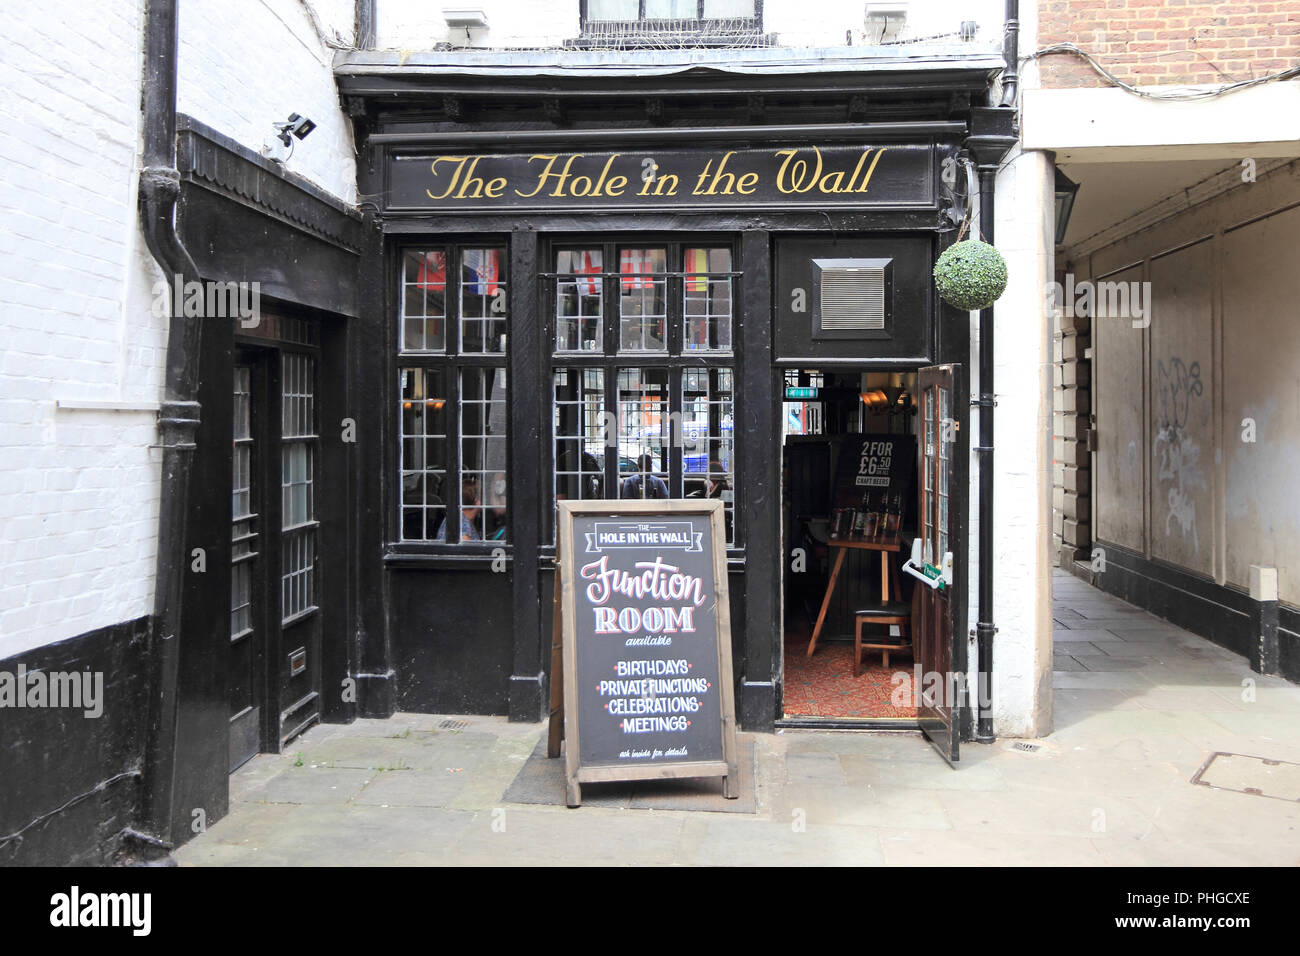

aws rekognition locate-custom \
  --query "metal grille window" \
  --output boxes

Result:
[231,366,255,638]
[281,352,316,621]
[398,244,508,545]
[548,240,738,545]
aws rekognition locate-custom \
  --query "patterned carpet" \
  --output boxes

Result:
[783,629,918,719]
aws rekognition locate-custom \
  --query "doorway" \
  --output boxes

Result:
[779,367,921,724]
[229,321,324,772]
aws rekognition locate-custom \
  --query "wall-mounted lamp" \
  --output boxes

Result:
[262,113,316,163]
[443,7,488,43]
[1055,167,1080,246]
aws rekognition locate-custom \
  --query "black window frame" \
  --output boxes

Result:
[393,240,511,553]
[543,234,741,551]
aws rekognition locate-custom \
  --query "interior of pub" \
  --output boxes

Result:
[781,368,921,722]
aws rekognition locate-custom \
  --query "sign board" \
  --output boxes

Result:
[550,500,738,807]
[831,434,917,515]
[386,143,937,213]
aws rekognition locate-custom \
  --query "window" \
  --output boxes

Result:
[399,245,509,544]
[577,0,763,47]
[586,1,757,22]
[549,240,737,545]
[281,351,317,621]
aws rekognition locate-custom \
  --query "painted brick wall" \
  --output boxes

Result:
[178,0,356,202]
[375,0,1005,49]
[1038,0,1300,88]
[0,1,353,659]
[0,1,167,658]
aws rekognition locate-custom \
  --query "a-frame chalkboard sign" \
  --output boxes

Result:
[548,500,739,807]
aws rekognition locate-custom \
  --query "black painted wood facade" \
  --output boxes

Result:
[341,64,1000,733]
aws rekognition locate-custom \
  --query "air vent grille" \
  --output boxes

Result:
[818,263,886,331]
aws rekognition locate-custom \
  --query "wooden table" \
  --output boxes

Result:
[805,535,904,657]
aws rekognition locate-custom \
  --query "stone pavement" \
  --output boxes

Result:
[175,571,1300,866]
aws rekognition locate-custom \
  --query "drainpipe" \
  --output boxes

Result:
[963,0,1020,744]
[137,0,200,850]
[1000,0,1019,108]
[973,165,998,744]
[356,0,376,49]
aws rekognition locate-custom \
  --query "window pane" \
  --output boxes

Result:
[401,250,446,352]
[588,0,639,19]
[400,368,448,541]
[647,0,696,17]
[618,248,667,352]
[684,247,733,352]
[457,367,509,542]
[460,248,507,355]
[617,367,670,499]
[682,366,735,543]
[703,0,754,17]
[554,368,607,509]
[555,248,603,352]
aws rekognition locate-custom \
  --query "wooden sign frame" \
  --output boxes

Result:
[548,499,739,807]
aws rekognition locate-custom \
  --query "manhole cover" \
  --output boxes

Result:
[438,718,468,731]
[1191,752,1300,802]
[1012,741,1041,753]
[1001,739,1050,756]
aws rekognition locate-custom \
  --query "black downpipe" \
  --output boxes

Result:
[974,166,997,744]
[356,0,376,49]
[138,0,201,850]
[1000,0,1020,108]
[967,0,1020,743]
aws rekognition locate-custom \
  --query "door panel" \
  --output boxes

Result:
[230,362,262,772]
[917,364,962,764]
[277,349,321,745]
[229,339,323,771]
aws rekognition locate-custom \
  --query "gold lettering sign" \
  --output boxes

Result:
[390,144,936,211]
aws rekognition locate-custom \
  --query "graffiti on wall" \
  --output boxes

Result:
[1154,357,1206,552]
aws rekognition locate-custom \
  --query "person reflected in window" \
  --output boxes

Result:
[580,451,603,499]
[436,478,482,542]
[620,453,668,500]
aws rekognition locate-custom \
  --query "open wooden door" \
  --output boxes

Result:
[914,364,963,764]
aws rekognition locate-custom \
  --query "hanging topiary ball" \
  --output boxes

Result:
[933,239,1008,312]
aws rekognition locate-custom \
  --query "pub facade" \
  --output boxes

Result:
[334,43,1021,749]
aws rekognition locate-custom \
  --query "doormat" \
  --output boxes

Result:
[502,734,757,813]
[1190,752,1300,802]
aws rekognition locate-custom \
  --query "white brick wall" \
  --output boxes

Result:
[1,0,354,659]
[178,0,356,202]
[0,0,165,657]
[376,0,1005,50]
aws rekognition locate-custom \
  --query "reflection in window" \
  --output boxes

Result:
[400,368,448,541]
[617,367,670,498]
[556,249,603,351]
[619,248,667,351]
[460,248,507,354]
[401,250,447,352]
[683,247,733,351]
[554,368,607,504]
[682,367,734,543]
[457,368,509,542]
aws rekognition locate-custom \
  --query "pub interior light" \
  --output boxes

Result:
[1055,167,1080,246]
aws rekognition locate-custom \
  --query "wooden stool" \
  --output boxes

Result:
[853,603,913,676]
